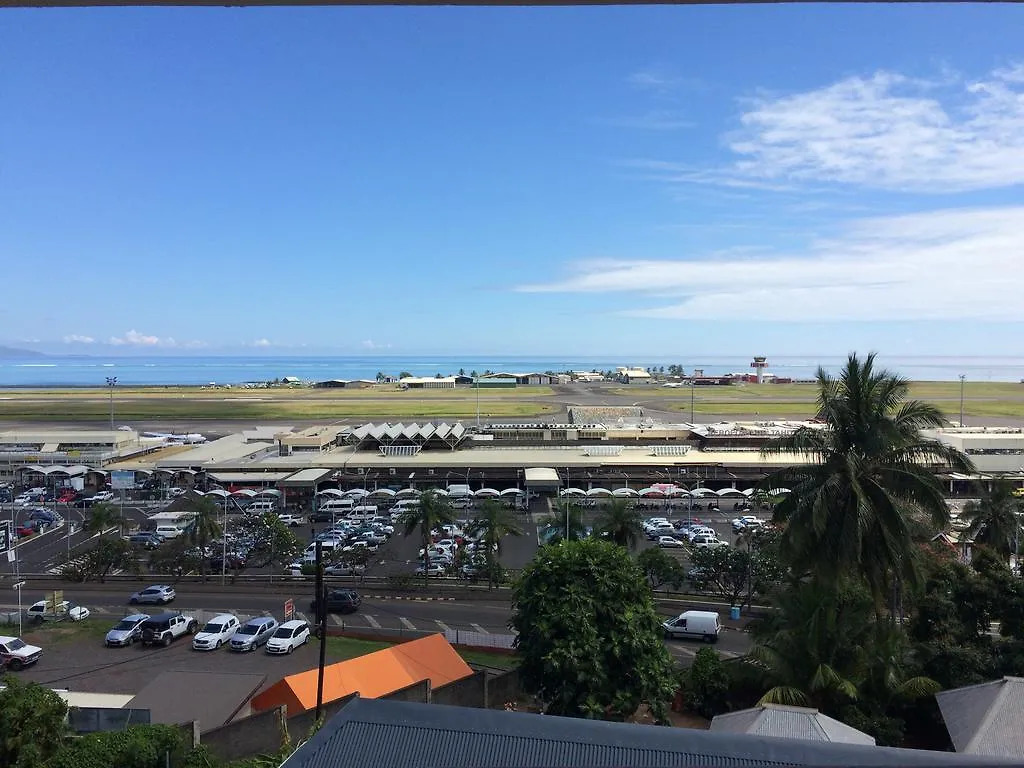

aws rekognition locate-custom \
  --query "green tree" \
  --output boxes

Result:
[375,371,385,382]
[85,502,119,539]
[402,490,456,586]
[0,676,68,768]
[184,495,223,582]
[235,511,302,572]
[512,539,675,720]
[596,498,642,549]
[962,480,1024,557]
[540,500,587,544]
[688,546,755,607]
[467,499,523,589]
[682,648,731,719]
[49,724,203,768]
[636,547,685,591]
[762,352,972,613]
[399,371,412,379]
[63,537,139,583]
[147,538,204,579]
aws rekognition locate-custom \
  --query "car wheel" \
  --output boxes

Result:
[287,645,294,654]
[129,598,138,605]
[188,621,197,633]
[9,659,23,671]
[163,636,171,647]
[216,640,222,649]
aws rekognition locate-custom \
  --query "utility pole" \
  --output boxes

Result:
[959,374,966,428]
[314,540,327,720]
[690,381,695,425]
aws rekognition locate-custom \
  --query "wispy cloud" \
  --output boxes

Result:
[716,65,1024,192]
[517,206,1024,321]
[63,334,95,344]
[251,338,272,348]
[108,330,161,346]
[362,339,391,350]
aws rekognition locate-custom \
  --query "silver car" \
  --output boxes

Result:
[104,613,150,647]
[129,585,176,605]
[229,616,279,652]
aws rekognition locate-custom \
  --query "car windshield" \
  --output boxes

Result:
[272,627,293,638]
[7,639,26,651]
[236,625,259,635]
[114,619,139,630]
[202,623,223,633]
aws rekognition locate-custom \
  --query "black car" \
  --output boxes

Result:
[73,498,96,509]
[309,511,333,523]
[127,532,164,549]
[310,589,361,617]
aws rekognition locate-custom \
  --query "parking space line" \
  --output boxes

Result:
[399,617,416,630]
[364,614,381,629]
[434,620,450,631]
[330,615,343,626]
[294,611,309,624]
[470,623,489,634]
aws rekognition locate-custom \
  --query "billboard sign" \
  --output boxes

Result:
[283,599,294,621]
[110,471,135,490]
[0,521,10,554]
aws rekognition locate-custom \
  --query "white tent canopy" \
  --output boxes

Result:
[612,487,639,497]
[638,487,665,497]
[231,488,258,498]
[395,487,419,497]
[205,489,230,498]
[500,488,524,496]
[768,488,792,496]
[344,488,369,498]
[691,487,717,497]
[559,488,586,497]
[368,488,396,497]
[423,488,448,496]
[474,488,501,497]
[256,488,282,497]
[316,488,345,497]
[586,488,612,497]
[717,488,746,497]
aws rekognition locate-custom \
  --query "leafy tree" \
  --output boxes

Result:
[762,352,973,613]
[689,547,755,607]
[0,676,68,768]
[375,371,385,382]
[466,500,523,589]
[596,498,642,549]
[184,494,223,582]
[512,539,675,720]
[399,371,412,379]
[682,648,731,719]
[962,480,1024,557]
[402,490,456,586]
[148,538,204,579]
[49,724,203,768]
[235,511,302,572]
[540,500,586,544]
[62,537,139,583]
[636,547,685,591]
[85,502,119,539]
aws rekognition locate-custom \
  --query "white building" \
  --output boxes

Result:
[399,377,457,389]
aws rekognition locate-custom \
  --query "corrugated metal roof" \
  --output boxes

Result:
[283,697,1001,768]
[710,705,874,745]
[938,676,1024,758]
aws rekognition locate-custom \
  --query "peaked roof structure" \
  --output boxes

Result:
[710,704,876,745]
[341,422,468,451]
[250,634,472,716]
[282,696,1007,768]
[937,676,1024,757]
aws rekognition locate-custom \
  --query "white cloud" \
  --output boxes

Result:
[517,206,1024,321]
[362,339,391,350]
[107,330,163,346]
[252,339,272,348]
[62,334,94,344]
[719,66,1024,192]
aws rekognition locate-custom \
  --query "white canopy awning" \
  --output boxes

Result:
[316,489,345,497]
[691,487,717,497]
[474,488,501,497]
[559,488,586,497]
[586,488,612,497]
[256,488,282,497]
[768,488,792,496]
[500,488,524,496]
[395,487,419,497]
[232,488,258,497]
[368,488,396,497]
[205,489,230,498]
[344,488,369,498]
[612,488,639,497]
[717,488,745,497]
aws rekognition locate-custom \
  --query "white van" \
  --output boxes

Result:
[155,525,184,539]
[303,539,341,562]
[248,500,277,513]
[350,505,378,522]
[662,610,721,643]
[320,499,354,513]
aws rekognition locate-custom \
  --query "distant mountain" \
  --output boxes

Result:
[0,346,47,359]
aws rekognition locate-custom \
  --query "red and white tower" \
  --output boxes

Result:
[750,356,768,384]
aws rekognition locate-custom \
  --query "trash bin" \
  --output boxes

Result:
[730,606,741,621]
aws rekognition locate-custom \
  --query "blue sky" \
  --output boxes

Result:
[2,5,1024,356]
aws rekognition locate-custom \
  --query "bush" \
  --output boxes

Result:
[681,648,731,719]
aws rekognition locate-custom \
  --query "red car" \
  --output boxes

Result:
[16,525,35,538]
[57,491,77,503]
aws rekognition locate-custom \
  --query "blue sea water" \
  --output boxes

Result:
[2,355,1024,387]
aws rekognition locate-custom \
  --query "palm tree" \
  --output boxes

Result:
[185,495,223,582]
[541,500,587,544]
[962,480,1023,557]
[762,352,973,612]
[85,502,119,539]
[596,498,642,549]
[402,490,456,586]
[466,500,523,589]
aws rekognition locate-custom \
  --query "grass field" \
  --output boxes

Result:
[0,385,553,399]
[325,635,517,669]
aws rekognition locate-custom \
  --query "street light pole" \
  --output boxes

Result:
[106,376,118,430]
[13,581,25,637]
[690,382,695,425]
[959,374,966,427]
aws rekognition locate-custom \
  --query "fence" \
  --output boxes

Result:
[444,628,517,650]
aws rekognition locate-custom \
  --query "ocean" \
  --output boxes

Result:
[2,354,1024,387]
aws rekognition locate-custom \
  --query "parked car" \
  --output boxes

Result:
[16,525,35,538]
[662,610,721,643]
[154,525,184,539]
[0,636,43,670]
[92,491,115,502]
[29,509,59,523]
[192,614,241,651]
[129,585,176,605]
[140,612,197,647]
[104,613,151,647]
[324,563,365,577]
[27,600,90,623]
[229,616,279,652]
[310,589,361,616]
[265,619,311,655]
[167,487,187,498]
[57,490,78,503]
[127,532,164,549]
[277,514,305,527]
[209,553,247,571]
[657,535,685,548]
[72,498,96,509]
[415,563,447,577]
[691,535,728,549]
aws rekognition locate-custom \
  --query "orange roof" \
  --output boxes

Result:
[251,633,473,716]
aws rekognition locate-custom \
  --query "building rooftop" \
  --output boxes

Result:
[710,704,875,745]
[937,676,1024,758]
[154,434,275,468]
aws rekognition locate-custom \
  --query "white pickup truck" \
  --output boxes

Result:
[140,612,197,647]
[277,514,305,527]
[0,636,43,670]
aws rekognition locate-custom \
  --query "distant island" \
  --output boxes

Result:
[0,346,47,358]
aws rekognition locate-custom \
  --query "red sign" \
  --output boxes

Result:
[283,599,294,621]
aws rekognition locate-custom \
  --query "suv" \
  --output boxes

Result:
[192,614,240,651]
[277,514,304,527]
[265,619,311,655]
[129,585,176,605]
[127,532,164,549]
[310,589,361,617]
[104,613,151,647]
[140,612,197,646]
[0,636,43,670]
[27,600,90,623]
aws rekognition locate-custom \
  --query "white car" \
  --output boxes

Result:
[0,636,43,670]
[192,613,240,651]
[92,491,115,502]
[27,600,90,622]
[167,487,187,498]
[692,535,728,549]
[266,619,311,655]
[415,563,447,576]
[277,514,305,527]
[657,536,685,548]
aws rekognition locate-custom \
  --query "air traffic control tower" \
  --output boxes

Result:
[750,356,768,383]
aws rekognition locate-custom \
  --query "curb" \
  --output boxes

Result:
[363,595,456,602]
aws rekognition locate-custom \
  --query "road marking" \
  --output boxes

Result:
[363,614,381,629]
[434,620,450,631]
[470,623,489,634]
[293,611,309,624]
[330,614,343,626]
[399,617,416,630]
[91,606,112,614]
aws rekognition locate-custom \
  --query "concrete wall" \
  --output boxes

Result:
[286,694,357,743]
[381,679,431,703]
[432,670,487,708]
[485,669,521,709]
[201,706,285,763]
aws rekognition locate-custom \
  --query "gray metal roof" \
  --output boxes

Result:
[128,671,266,733]
[710,705,875,745]
[281,696,1009,768]
[937,676,1024,758]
